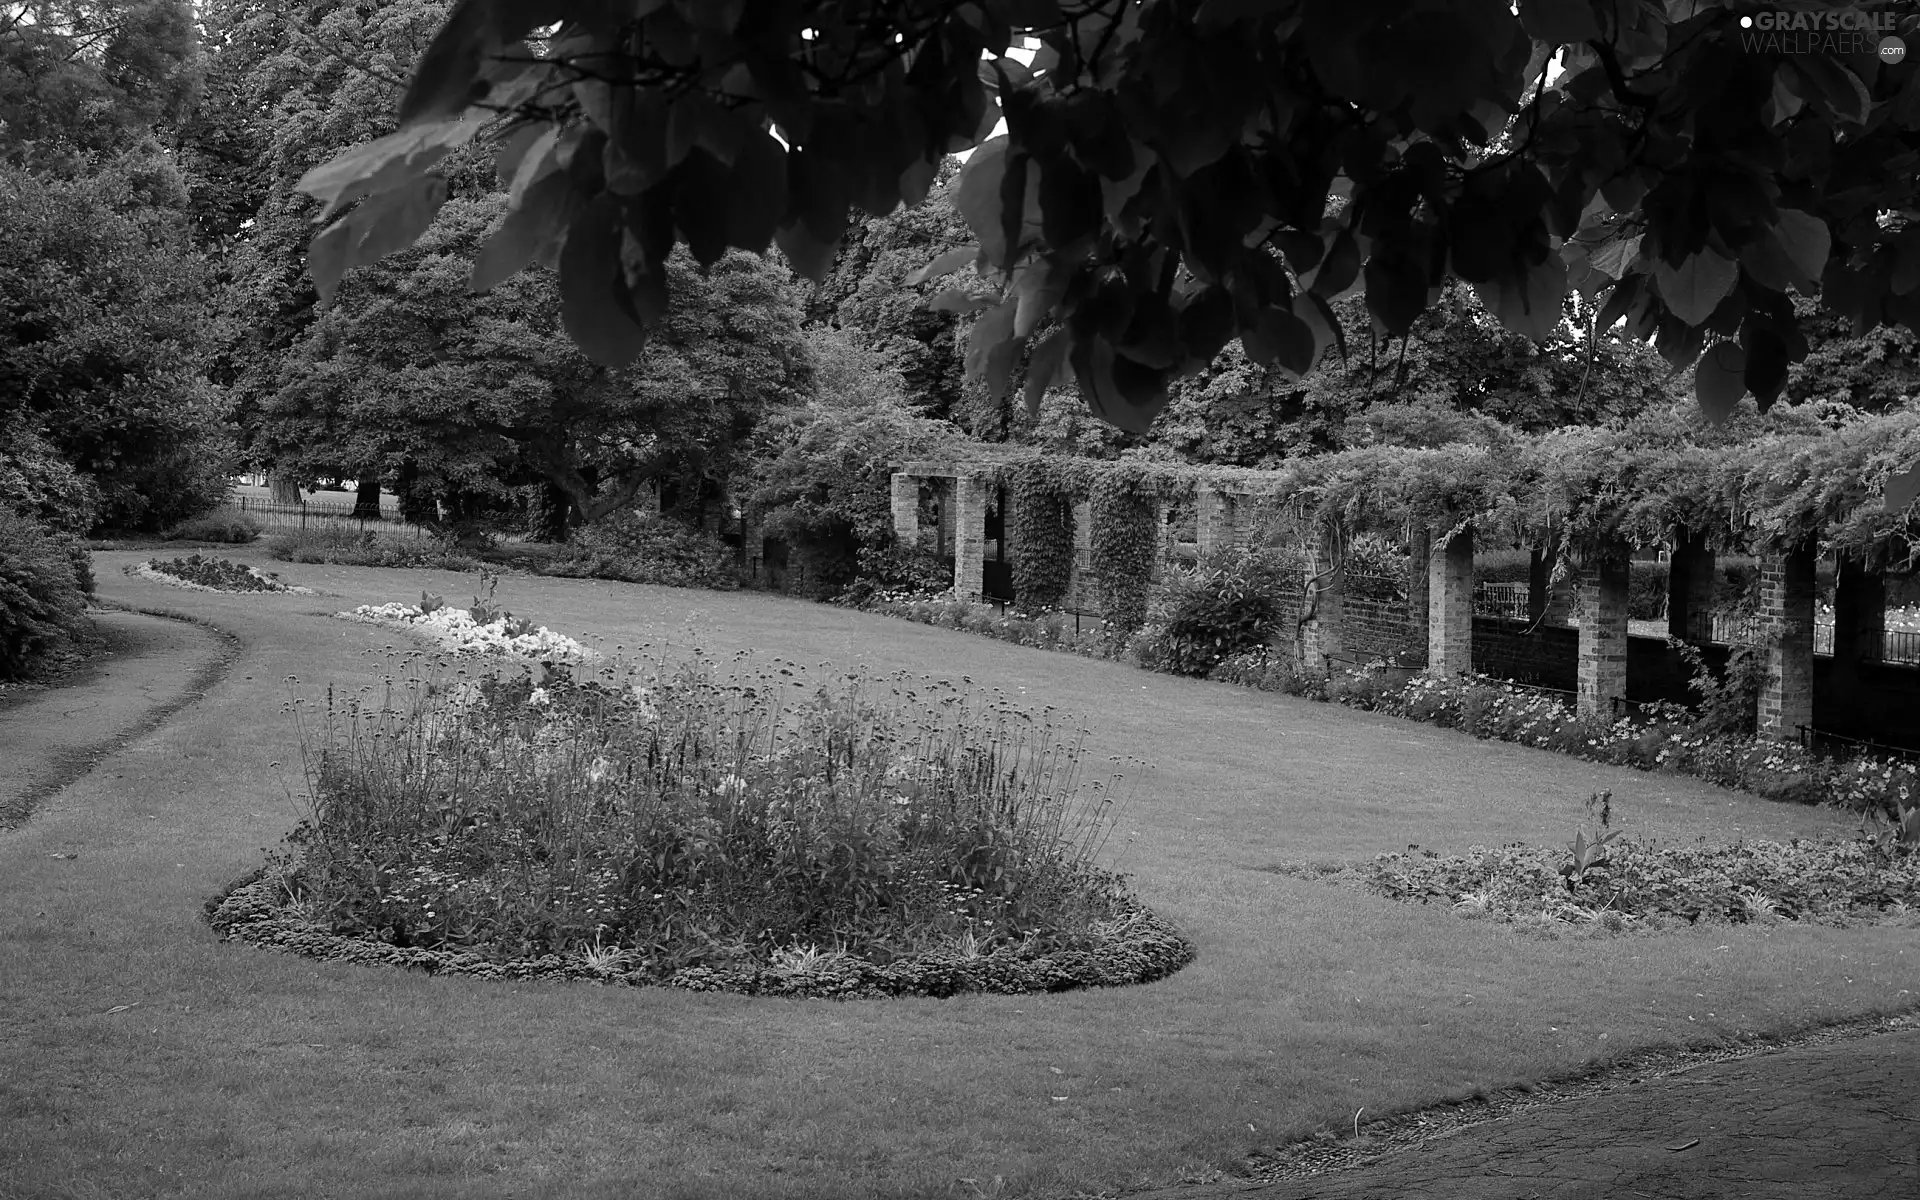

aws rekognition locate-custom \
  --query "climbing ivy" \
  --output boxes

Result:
[1089,467,1158,638]
[1008,459,1075,611]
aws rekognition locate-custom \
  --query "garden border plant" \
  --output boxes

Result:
[133,554,310,594]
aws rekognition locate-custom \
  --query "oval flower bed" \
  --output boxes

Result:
[132,554,311,594]
[208,656,1193,998]
[337,600,597,664]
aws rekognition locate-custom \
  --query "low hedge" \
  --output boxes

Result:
[204,868,1196,999]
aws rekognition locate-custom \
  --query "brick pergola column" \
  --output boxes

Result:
[1576,547,1630,719]
[1301,526,1346,673]
[1196,488,1233,558]
[1068,497,1093,609]
[890,473,920,543]
[1667,527,1716,643]
[951,474,991,599]
[1758,542,1817,742]
[1427,525,1473,676]
[1406,525,1431,659]
[1149,499,1171,582]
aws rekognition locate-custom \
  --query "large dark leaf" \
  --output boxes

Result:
[398,0,497,127]
[954,137,1011,264]
[1022,327,1073,415]
[308,176,450,304]
[298,116,483,220]
[965,298,1022,396]
[1652,249,1737,325]
[560,197,648,368]
[906,246,981,286]
[1693,340,1747,423]
[471,170,574,292]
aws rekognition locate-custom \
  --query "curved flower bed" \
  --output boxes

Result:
[205,867,1195,999]
[336,601,597,663]
[1289,835,1920,932]
[131,556,312,594]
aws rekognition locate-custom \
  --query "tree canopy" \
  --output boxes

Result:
[289,0,1920,507]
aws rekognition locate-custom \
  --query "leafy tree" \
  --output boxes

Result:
[747,327,957,596]
[0,0,201,171]
[295,0,1920,476]
[0,140,227,531]
[268,192,809,535]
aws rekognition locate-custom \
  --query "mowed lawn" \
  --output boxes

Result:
[3,549,1915,1200]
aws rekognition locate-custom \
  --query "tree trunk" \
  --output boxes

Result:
[533,482,572,543]
[395,459,438,527]
[352,476,382,521]
[268,472,303,505]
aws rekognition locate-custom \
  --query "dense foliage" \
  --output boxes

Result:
[1133,549,1295,678]
[264,654,1172,995]
[297,0,1920,482]
[145,554,288,592]
[537,510,740,591]
[0,507,93,679]
[1005,458,1075,610]
[1087,468,1157,637]
[746,327,958,597]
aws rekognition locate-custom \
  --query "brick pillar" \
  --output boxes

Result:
[1758,543,1817,742]
[1427,525,1473,676]
[890,474,920,543]
[952,474,990,600]
[1406,526,1431,663]
[1667,528,1716,643]
[1196,488,1233,559]
[1301,527,1345,673]
[1576,548,1630,719]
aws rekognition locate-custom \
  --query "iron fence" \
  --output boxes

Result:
[1472,581,1529,619]
[1709,613,1920,664]
[233,494,427,533]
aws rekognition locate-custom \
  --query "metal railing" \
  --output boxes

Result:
[232,495,427,533]
[1796,725,1920,763]
[1472,581,1529,619]
[1710,613,1920,664]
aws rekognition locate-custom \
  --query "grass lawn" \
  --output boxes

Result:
[3,548,1916,1200]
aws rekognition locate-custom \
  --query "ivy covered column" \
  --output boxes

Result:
[1427,525,1473,676]
[1576,547,1631,719]
[1069,497,1093,609]
[1196,488,1234,558]
[1667,528,1716,643]
[1301,526,1345,673]
[890,473,920,543]
[952,474,990,600]
[1758,542,1817,742]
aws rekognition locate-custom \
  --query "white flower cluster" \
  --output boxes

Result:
[338,602,598,663]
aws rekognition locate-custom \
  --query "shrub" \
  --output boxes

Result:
[538,511,740,590]
[1136,549,1292,677]
[1674,639,1765,737]
[268,653,1161,984]
[0,508,92,678]
[267,526,481,572]
[1344,535,1408,600]
[163,507,265,544]
[0,429,100,536]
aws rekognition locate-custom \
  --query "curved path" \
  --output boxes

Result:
[0,552,1914,1199]
[1,604,237,828]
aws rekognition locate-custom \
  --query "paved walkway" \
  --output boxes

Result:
[1129,1025,1920,1200]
